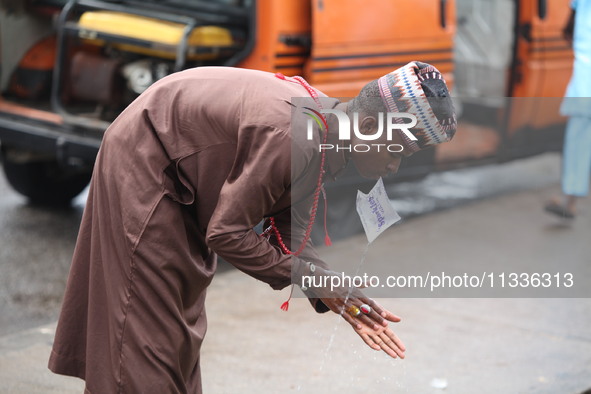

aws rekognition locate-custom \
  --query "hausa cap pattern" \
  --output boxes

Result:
[378,61,457,153]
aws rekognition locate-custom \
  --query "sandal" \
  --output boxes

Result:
[544,201,575,219]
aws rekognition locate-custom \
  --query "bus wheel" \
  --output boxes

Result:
[1,147,91,205]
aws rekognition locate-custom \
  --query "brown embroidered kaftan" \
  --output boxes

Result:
[48,67,345,393]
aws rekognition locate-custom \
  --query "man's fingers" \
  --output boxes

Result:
[347,302,384,329]
[381,310,402,323]
[359,332,383,352]
[326,296,406,359]
[355,313,381,330]
[323,297,401,331]
[362,298,386,317]
[352,321,406,359]
[338,306,362,329]
[361,299,402,323]
[375,333,405,359]
[359,300,401,324]
[367,334,398,358]
[384,329,406,352]
[375,339,399,358]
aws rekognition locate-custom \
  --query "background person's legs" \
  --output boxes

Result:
[545,116,591,218]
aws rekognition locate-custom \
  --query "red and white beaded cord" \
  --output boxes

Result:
[262,72,333,310]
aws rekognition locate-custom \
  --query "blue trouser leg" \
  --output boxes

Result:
[562,116,591,197]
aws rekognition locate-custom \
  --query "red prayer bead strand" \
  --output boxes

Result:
[267,74,330,256]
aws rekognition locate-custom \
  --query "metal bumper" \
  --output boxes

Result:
[0,114,102,166]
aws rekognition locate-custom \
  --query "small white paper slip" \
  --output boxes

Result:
[356,177,401,244]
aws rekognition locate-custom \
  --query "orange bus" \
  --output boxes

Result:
[0,0,573,203]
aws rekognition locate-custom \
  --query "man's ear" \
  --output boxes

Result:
[359,116,377,135]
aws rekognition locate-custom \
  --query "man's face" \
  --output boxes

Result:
[349,115,413,180]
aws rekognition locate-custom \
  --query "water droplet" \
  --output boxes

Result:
[430,378,448,389]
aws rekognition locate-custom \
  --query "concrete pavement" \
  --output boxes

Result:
[1,182,590,393]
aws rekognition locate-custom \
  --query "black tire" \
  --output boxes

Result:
[1,148,92,205]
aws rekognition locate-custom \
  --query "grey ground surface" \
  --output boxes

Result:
[0,154,590,393]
